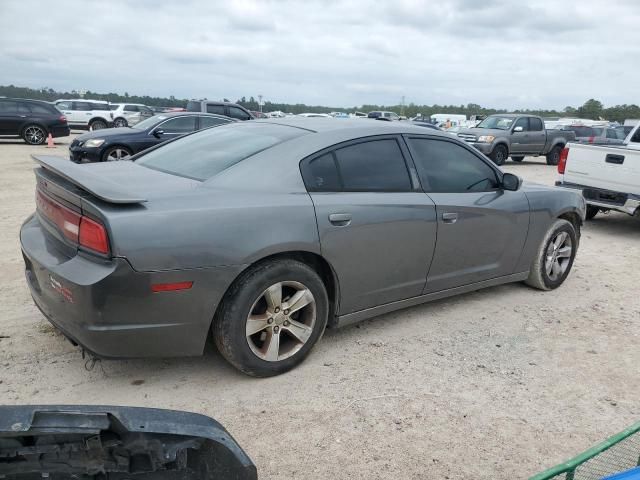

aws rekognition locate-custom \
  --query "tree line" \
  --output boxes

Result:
[1,85,638,123]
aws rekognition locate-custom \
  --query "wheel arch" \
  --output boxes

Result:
[88,117,109,127]
[20,122,48,135]
[213,250,341,331]
[558,209,582,238]
[100,144,133,161]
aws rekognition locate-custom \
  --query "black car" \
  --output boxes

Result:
[186,100,254,120]
[69,112,233,162]
[0,98,70,145]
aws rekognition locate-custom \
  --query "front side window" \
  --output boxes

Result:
[157,116,197,134]
[408,138,499,193]
[228,106,251,120]
[513,117,529,131]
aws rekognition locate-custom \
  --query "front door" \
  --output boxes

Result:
[510,117,530,155]
[405,136,530,293]
[302,136,437,314]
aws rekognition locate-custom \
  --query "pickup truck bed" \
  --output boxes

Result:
[557,142,640,216]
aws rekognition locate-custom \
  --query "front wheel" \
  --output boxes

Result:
[489,144,508,165]
[102,146,132,161]
[213,259,329,377]
[525,219,578,291]
[546,146,562,165]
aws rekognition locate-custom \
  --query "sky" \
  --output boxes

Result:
[1,0,639,110]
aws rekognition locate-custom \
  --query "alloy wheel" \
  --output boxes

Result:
[245,281,316,362]
[106,148,131,161]
[25,126,45,145]
[545,231,572,281]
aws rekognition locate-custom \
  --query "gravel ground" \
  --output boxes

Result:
[0,134,639,479]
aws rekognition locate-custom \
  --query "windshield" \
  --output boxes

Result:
[132,114,167,130]
[137,122,306,180]
[476,116,515,130]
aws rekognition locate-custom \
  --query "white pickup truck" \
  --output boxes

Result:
[556,123,640,219]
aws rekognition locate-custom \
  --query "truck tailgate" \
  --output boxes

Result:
[562,143,640,196]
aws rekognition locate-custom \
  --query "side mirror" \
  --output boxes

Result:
[513,126,524,132]
[502,172,522,191]
[153,129,164,138]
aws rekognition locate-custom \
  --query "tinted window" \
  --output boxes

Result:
[0,101,18,113]
[367,111,381,118]
[29,103,55,115]
[332,139,411,191]
[73,102,92,111]
[591,127,604,136]
[409,138,499,192]
[109,104,119,110]
[303,153,341,191]
[138,123,305,181]
[17,103,31,114]
[186,101,201,112]
[91,103,110,111]
[228,106,251,120]
[56,101,72,110]
[513,117,529,131]
[199,116,229,129]
[631,128,640,143]
[567,126,593,137]
[206,104,226,115]
[157,116,197,133]
[529,117,543,131]
[124,105,138,112]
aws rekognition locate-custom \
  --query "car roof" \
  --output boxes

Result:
[55,98,110,103]
[251,117,448,136]
[152,112,235,120]
[0,97,52,104]
[191,100,245,107]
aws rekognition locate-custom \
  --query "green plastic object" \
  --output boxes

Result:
[531,421,640,480]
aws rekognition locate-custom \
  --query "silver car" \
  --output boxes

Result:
[21,119,585,377]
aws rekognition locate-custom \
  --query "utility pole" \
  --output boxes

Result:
[258,94,263,113]
[401,95,405,117]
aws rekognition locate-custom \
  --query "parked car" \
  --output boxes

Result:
[557,123,640,219]
[457,114,576,165]
[53,99,113,130]
[21,119,584,377]
[0,97,69,145]
[558,124,625,145]
[298,113,331,117]
[69,112,232,162]
[109,103,155,127]
[0,405,257,480]
[367,111,400,121]
[411,120,441,130]
[186,100,254,120]
[250,110,268,118]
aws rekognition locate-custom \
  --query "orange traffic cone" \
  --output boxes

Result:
[46,133,55,148]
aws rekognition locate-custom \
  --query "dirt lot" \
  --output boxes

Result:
[1,134,639,479]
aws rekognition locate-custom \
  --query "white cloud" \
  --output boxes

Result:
[0,0,639,109]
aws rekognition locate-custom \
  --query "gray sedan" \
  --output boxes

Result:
[21,119,586,376]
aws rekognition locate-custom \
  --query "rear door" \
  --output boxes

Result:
[527,117,546,152]
[302,136,437,314]
[405,136,530,292]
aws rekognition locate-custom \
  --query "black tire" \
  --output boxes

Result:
[585,205,599,220]
[489,144,508,165]
[525,219,578,291]
[102,146,133,162]
[22,125,47,145]
[90,119,108,130]
[511,156,524,162]
[213,259,329,377]
[546,145,562,165]
[113,117,128,128]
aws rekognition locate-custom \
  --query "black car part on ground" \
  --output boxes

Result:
[0,405,257,479]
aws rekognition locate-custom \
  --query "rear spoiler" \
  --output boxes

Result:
[32,155,147,204]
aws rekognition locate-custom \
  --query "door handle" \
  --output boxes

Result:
[442,212,458,224]
[329,213,352,226]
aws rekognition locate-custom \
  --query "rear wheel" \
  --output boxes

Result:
[525,219,577,290]
[90,119,107,130]
[22,125,47,145]
[489,144,508,165]
[213,259,328,377]
[585,205,600,220]
[102,146,132,161]
[113,117,128,128]
[546,145,562,165]
[511,156,524,162]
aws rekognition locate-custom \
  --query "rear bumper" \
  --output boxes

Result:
[20,214,242,358]
[556,181,640,215]
[50,125,70,138]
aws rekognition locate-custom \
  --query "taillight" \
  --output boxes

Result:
[59,115,67,123]
[36,190,110,254]
[79,216,109,254]
[588,136,595,144]
[558,147,569,174]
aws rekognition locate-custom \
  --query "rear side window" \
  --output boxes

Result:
[124,105,139,112]
[29,103,55,114]
[186,101,201,112]
[137,123,306,181]
[304,153,342,191]
[408,138,499,192]
[199,116,230,129]
[0,101,18,113]
[91,103,110,111]
[206,104,226,115]
[73,102,91,111]
[56,101,72,110]
[17,103,31,114]
[569,126,593,137]
[631,129,640,143]
[529,117,543,131]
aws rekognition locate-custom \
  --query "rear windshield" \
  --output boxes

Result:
[186,101,201,112]
[137,123,306,181]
